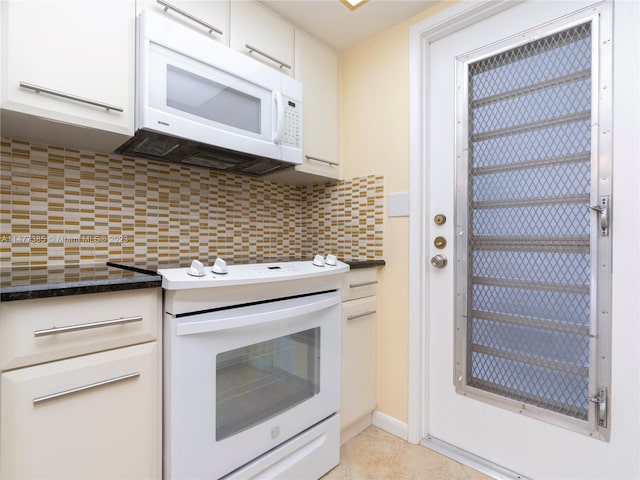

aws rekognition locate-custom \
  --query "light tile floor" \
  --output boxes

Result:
[321,426,492,480]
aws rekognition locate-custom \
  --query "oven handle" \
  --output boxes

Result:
[176,293,340,336]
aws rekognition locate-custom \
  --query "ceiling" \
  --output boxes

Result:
[259,0,438,53]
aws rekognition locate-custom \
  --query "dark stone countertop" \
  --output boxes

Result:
[0,263,162,302]
[107,257,386,274]
[345,259,386,269]
[0,257,384,302]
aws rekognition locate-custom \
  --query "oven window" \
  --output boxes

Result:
[166,64,261,134]
[216,328,321,441]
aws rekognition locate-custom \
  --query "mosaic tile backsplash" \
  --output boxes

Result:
[0,138,384,268]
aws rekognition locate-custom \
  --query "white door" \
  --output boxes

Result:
[411,0,639,478]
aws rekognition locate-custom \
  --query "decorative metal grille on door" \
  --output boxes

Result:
[459,23,593,421]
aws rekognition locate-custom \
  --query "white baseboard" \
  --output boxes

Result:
[371,410,408,441]
[340,414,372,445]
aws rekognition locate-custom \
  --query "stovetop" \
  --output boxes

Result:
[109,256,349,291]
[107,256,306,275]
[160,259,348,290]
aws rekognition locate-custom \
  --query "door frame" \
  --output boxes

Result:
[407,0,523,446]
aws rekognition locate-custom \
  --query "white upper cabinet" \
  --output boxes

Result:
[267,28,340,184]
[136,0,228,45]
[0,1,135,152]
[230,1,295,76]
[295,29,340,181]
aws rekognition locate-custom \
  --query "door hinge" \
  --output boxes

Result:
[588,387,608,427]
[589,195,610,236]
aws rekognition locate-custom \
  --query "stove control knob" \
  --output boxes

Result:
[312,254,326,267]
[212,257,228,274]
[187,260,206,277]
[325,254,337,266]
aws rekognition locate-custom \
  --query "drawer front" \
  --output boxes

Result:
[341,269,378,301]
[0,289,161,371]
[0,342,160,479]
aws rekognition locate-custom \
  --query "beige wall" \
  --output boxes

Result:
[339,1,455,424]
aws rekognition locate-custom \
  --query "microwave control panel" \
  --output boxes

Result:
[282,98,301,148]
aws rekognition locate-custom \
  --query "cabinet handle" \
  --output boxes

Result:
[19,82,124,112]
[349,281,379,288]
[305,155,339,167]
[347,310,376,321]
[34,316,143,338]
[33,372,140,405]
[245,44,292,70]
[157,0,223,35]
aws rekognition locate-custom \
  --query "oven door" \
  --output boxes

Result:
[164,291,341,480]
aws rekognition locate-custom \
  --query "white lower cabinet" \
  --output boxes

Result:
[340,268,378,443]
[0,288,162,480]
[0,342,160,479]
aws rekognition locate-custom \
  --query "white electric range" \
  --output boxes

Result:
[159,256,349,480]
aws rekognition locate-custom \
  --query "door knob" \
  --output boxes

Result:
[431,254,448,269]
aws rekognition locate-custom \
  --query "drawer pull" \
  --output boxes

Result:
[34,316,143,338]
[245,44,292,70]
[157,0,223,35]
[305,155,339,167]
[33,372,140,405]
[349,281,378,289]
[19,82,124,112]
[347,310,376,321]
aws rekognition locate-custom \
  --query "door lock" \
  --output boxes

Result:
[433,236,447,249]
[434,214,447,225]
[431,254,448,269]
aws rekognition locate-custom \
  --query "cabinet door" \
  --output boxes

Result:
[0,342,160,479]
[295,29,340,180]
[341,296,377,429]
[136,0,228,45]
[229,1,294,76]
[0,1,134,147]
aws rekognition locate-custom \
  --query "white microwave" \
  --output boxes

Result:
[116,9,303,176]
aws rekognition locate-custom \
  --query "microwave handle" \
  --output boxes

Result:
[273,91,284,145]
[175,293,340,336]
